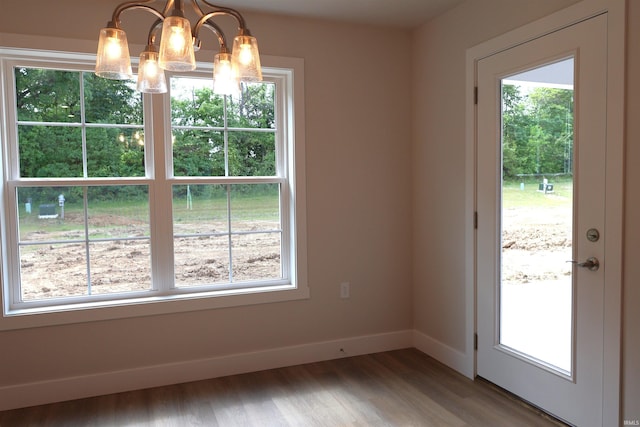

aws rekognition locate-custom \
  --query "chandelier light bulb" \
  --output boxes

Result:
[238,44,253,65]
[144,58,158,78]
[168,27,186,52]
[106,38,123,59]
[158,16,196,72]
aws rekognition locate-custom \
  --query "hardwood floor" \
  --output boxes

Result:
[0,348,567,426]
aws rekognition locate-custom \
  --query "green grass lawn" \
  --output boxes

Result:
[502,177,573,209]
[18,189,280,238]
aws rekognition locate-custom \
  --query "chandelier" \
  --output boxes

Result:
[95,0,262,95]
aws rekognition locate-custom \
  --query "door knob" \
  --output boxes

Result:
[569,257,600,271]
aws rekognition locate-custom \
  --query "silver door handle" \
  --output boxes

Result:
[569,257,600,271]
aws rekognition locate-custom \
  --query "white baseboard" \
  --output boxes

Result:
[413,329,473,378]
[0,330,413,411]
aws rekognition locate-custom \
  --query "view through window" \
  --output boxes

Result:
[0,52,302,317]
[500,58,575,373]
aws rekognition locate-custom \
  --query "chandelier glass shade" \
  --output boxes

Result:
[95,0,262,94]
[158,15,196,72]
[212,52,239,95]
[136,47,168,93]
[232,34,262,82]
[95,27,133,80]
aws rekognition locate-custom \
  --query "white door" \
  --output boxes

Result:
[476,14,607,426]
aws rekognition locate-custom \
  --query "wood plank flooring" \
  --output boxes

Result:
[0,348,567,426]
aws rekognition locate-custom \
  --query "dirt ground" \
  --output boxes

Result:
[19,204,571,301]
[502,205,573,285]
[19,212,281,301]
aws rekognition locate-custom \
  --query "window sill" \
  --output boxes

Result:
[0,283,310,331]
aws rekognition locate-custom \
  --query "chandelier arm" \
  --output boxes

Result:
[202,22,229,51]
[189,0,207,19]
[193,12,234,49]
[146,19,164,46]
[109,1,166,28]
[161,0,176,16]
[189,0,227,48]
[197,0,247,31]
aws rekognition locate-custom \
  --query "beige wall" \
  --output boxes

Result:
[412,0,638,421]
[0,0,413,389]
[0,0,638,421]
[411,0,581,352]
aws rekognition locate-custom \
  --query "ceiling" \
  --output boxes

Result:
[175,0,467,29]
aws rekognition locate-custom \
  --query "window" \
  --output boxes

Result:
[0,50,307,328]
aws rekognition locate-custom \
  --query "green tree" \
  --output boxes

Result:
[502,84,534,177]
[528,87,573,175]
[83,72,142,124]
[15,68,276,199]
[15,68,81,123]
[15,68,143,180]
[501,84,573,179]
[228,83,276,177]
[171,82,276,179]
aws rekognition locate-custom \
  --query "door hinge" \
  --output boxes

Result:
[474,333,478,350]
[474,211,478,229]
[474,86,478,104]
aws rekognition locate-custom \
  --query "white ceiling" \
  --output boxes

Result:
[182,0,466,29]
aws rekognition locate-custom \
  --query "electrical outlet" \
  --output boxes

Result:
[340,282,350,299]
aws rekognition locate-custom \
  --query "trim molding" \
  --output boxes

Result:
[0,330,413,411]
[413,330,472,378]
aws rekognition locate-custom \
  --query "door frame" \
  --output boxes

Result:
[464,0,625,425]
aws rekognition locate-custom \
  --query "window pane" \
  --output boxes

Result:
[173,184,282,285]
[170,77,224,127]
[87,186,150,238]
[15,68,80,123]
[87,127,145,177]
[500,62,575,373]
[174,236,230,286]
[228,131,276,176]
[172,129,224,176]
[20,243,88,301]
[231,233,282,282]
[83,72,142,125]
[16,185,152,300]
[18,125,83,178]
[230,183,280,232]
[17,186,77,241]
[227,82,276,129]
[173,184,228,234]
[89,241,151,295]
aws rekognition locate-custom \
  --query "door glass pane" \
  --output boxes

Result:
[500,58,574,374]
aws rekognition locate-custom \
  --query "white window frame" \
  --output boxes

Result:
[0,48,308,330]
